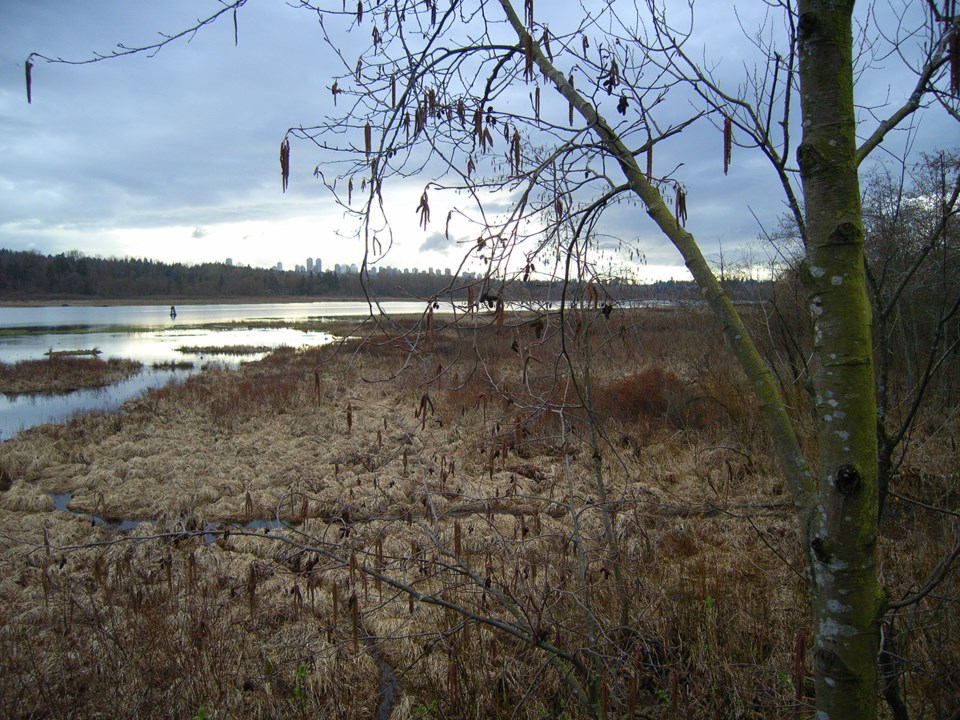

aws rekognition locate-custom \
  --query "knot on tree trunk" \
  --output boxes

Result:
[828,222,861,247]
[834,464,863,495]
[797,142,828,176]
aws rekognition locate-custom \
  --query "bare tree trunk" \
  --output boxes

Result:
[796,2,882,716]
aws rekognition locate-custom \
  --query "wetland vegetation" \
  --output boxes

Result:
[0,355,142,394]
[0,305,955,718]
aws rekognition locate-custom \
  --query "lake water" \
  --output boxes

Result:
[0,300,431,441]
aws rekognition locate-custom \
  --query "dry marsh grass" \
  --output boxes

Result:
[0,306,955,718]
[0,356,142,394]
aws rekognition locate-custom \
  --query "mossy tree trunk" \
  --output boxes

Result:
[796,2,882,717]
[501,0,883,715]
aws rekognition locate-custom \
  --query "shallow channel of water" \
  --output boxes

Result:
[0,300,431,441]
[51,492,287,539]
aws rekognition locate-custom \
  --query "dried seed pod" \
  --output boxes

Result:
[414,102,426,136]
[482,126,493,152]
[793,629,807,709]
[364,122,372,159]
[646,146,653,181]
[600,673,609,716]
[951,31,959,95]
[568,73,575,126]
[723,115,733,175]
[247,563,258,616]
[279,138,290,193]
[391,75,397,107]
[25,57,33,104]
[541,29,552,62]
[331,80,340,106]
[356,0,363,24]
[524,34,534,82]
[447,659,458,694]
[348,176,354,204]
[524,0,534,27]
[416,189,431,229]
[675,182,687,228]
[534,85,541,120]
[512,130,522,174]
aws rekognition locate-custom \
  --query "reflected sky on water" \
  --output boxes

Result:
[0,300,431,441]
[0,300,430,331]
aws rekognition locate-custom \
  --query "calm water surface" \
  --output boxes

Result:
[0,300,430,441]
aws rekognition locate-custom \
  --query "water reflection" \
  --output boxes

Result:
[51,491,288,542]
[0,367,196,441]
[0,300,432,331]
[0,300,429,441]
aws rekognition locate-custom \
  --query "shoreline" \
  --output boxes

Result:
[0,295,399,308]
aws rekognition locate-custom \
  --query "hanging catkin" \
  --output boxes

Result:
[723,116,733,175]
[280,138,290,193]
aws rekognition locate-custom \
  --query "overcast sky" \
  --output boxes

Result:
[1,1,953,282]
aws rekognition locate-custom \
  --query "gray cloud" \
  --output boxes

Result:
[0,1,949,278]
[419,231,454,253]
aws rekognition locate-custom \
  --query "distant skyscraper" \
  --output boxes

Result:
[306,257,314,271]
[315,258,322,272]
[225,258,233,266]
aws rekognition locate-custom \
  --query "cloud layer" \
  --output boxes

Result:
[1,1,952,281]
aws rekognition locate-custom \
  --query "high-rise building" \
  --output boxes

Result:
[306,257,314,271]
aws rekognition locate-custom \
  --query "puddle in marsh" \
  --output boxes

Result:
[51,492,287,541]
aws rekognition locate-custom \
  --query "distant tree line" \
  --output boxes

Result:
[0,248,765,303]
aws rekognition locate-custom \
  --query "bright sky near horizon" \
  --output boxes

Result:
[0,1,953,282]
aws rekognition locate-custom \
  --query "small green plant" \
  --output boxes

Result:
[294,662,308,710]
[704,595,716,609]
[192,706,208,720]
[414,699,439,717]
